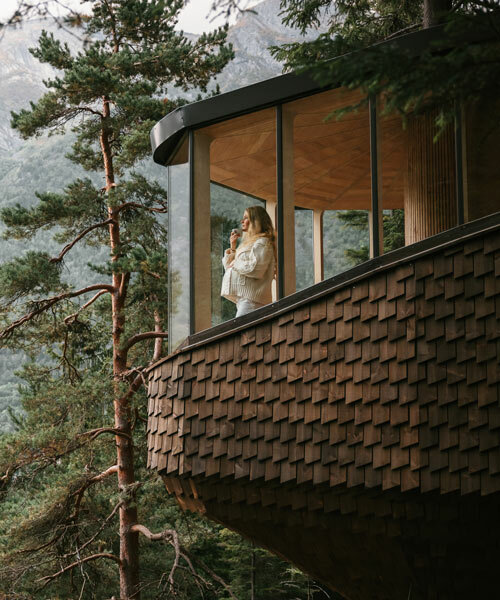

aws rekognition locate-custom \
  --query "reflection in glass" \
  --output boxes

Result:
[379,110,406,251]
[210,184,264,326]
[295,208,313,291]
[323,210,370,279]
[168,163,190,350]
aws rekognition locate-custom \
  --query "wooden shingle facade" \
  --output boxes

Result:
[147,213,500,599]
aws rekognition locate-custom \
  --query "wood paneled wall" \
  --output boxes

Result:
[405,112,457,244]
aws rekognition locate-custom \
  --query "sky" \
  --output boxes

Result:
[0,0,261,33]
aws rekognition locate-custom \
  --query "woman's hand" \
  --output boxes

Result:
[230,229,240,250]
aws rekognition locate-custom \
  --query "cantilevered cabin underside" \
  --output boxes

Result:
[147,214,500,600]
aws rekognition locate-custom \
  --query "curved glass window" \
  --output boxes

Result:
[163,82,494,351]
[168,158,190,351]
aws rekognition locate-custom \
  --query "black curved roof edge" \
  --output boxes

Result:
[146,211,500,372]
[150,17,498,167]
[151,69,320,165]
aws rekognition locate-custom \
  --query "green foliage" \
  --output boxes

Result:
[383,207,405,252]
[0,316,321,597]
[213,531,313,600]
[0,1,237,597]
[0,251,63,304]
[11,1,233,172]
[1,179,105,239]
[337,209,405,266]
[272,1,500,133]
[336,211,370,265]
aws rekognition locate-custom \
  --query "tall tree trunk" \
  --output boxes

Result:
[100,95,140,600]
[423,0,452,28]
[250,544,255,600]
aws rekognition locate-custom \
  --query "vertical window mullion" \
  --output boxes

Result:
[369,95,382,258]
[276,104,285,299]
[188,130,195,334]
[455,103,465,225]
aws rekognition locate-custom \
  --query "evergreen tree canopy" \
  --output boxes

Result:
[271,0,500,130]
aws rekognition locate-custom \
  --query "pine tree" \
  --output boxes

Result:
[336,210,405,266]
[271,0,500,132]
[0,2,233,598]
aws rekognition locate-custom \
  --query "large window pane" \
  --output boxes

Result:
[379,110,405,252]
[198,108,276,325]
[210,185,264,326]
[286,88,371,286]
[323,210,370,278]
[204,108,277,202]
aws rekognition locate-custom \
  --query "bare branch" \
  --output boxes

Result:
[0,284,114,341]
[144,270,161,280]
[71,465,119,522]
[119,271,130,301]
[131,524,239,599]
[50,219,115,264]
[0,463,19,492]
[132,407,148,431]
[384,22,421,40]
[121,331,168,354]
[131,523,177,542]
[78,428,131,441]
[131,524,180,591]
[190,554,239,600]
[61,328,81,381]
[64,289,108,324]
[69,500,123,558]
[75,106,104,118]
[87,464,119,485]
[18,500,122,561]
[38,553,121,586]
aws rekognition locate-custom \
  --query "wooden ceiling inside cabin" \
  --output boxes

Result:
[201,88,406,211]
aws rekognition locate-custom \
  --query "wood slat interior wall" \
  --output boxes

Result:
[147,219,500,599]
[405,111,457,244]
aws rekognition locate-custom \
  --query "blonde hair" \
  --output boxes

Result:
[244,205,275,241]
[239,205,277,276]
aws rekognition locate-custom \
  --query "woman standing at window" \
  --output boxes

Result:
[221,205,276,317]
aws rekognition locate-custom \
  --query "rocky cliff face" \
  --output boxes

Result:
[0,20,83,154]
[219,0,321,90]
[0,0,323,157]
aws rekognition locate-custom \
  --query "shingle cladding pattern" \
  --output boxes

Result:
[147,219,500,599]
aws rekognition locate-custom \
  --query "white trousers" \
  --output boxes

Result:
[235,297,264,317]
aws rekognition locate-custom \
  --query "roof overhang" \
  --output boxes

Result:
[150,18,499,167]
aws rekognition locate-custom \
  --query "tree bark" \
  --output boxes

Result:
[423,0,452,28]
[100,93,140,600]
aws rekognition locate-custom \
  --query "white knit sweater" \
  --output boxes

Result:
[221,237,275,305]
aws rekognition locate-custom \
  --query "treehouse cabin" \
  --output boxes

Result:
[147,24,500,600]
